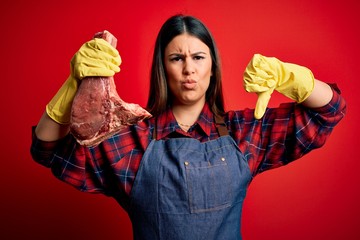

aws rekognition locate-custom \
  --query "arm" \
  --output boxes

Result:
[242,54,346,175]
[30,31,128,195]
[35,112,70,141]
[301,79,333,108]
[243,54,332,119]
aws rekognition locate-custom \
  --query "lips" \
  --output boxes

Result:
[181,79,197,90]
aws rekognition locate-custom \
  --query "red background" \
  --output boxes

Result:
[1,0,359,239]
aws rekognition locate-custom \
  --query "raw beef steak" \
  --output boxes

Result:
[70,76,151,147]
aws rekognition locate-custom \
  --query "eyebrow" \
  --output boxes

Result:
[168,51,208,57]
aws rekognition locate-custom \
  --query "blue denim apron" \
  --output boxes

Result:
[128,117,252,239]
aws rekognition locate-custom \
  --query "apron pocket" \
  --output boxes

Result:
[185,157,232,213]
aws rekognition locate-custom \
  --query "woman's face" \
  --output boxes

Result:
[164,33,212,107]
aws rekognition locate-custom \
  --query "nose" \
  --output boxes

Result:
[183,59,195,75]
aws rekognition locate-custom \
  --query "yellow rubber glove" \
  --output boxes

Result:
[46,37,121,124]
[243,54,315,119]
[71,38,121,79]
[46,75,78,124]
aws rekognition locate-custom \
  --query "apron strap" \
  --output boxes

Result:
[215,115,229,137]
[153,117,158,140]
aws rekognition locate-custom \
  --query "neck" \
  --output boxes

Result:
[172,101,205,129]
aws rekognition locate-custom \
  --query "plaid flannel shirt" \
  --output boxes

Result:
[31,87,346,202]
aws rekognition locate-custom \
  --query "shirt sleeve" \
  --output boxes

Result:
[30,127,99,192]
[30,123,150,196]
[228,85,346,177]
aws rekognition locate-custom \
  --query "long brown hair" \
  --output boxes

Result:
[146,15,225,117]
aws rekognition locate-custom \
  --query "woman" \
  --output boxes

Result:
[31,15,346,239]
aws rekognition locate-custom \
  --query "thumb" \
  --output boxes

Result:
[254,91,272,119]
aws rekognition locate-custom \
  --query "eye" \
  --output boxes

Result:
[170,56,183,62]
[193,55,205,60]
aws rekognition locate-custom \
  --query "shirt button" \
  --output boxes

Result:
[221,157,225,161]
[184,161,189,166]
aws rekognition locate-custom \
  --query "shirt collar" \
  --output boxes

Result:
[155,103,213,139]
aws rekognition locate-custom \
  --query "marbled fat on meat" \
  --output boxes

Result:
[70,76,151,147]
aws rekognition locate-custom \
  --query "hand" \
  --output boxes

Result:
[243,54,315,119]
[46,31,121,124]
[71,32,121,79]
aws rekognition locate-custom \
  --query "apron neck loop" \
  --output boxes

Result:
[153,115,228,140]
[214,115,228,137]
